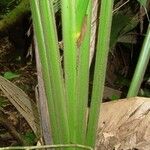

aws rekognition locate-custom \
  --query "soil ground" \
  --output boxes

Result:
[0,36,37,146]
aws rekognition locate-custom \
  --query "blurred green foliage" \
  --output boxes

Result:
[137,0,148,7]
[3,71,20,80]
[0,0,21,18]
[22,131,36,145]
[0,96,9,108]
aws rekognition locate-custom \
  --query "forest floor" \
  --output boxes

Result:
[0,36,37,146]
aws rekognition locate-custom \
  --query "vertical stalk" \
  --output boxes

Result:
[61,0,77,144]
[127,24,150,97]
[38,0,69,144]
[76,1,92,144]
[86,0,114,147]
[29,0,60,144]
[76,0,90,33]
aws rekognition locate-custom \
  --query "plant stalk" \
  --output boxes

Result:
[86,0,114,147]
[76,1,92,144]
[30,0,60,144]
[61,0,77,145]
[38,0,70,144]
[127,24,150,97]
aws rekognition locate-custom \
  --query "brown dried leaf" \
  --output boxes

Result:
[96,97,150,150]
[0,76,40,137]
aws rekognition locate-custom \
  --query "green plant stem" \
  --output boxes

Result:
[76,0,90,32]
[86,0,114,147]
[127,24,150,97]
[38,0,69,144]
[61,0,77,144]
[29,0,60,144]
[76,1,92,144]
[0,144,93,150]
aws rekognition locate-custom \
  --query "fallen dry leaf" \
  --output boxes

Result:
[0,75,40,137]
[96,97,150,150]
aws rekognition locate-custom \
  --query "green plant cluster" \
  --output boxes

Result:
[30,0,114,149]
